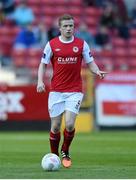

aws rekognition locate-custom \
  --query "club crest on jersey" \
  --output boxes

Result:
[73,46,79,53]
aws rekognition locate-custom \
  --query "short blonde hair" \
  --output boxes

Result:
[58,14,74,26]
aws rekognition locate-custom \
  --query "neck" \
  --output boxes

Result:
[60,35,73,42]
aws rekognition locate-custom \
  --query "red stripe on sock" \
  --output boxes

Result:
[61,128,75,152]
[49,131,60,156]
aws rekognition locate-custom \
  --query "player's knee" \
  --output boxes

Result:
[51,127,60,133]
[51,123,61,133]
[66,123,74,131]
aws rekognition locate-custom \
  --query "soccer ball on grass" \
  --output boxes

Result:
[41,153,61,171]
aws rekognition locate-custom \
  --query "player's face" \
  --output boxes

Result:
[59,19,74,39]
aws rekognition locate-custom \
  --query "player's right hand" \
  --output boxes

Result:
[37,82,45,93]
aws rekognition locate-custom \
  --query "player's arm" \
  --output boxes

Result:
[82,41,108,79]
[37,42,52,93]
[87,61,107,79]
[37,63,46,92]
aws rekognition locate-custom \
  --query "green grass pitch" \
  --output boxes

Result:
[1,131,136,179]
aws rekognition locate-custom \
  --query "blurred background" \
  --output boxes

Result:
[0,0,136,132]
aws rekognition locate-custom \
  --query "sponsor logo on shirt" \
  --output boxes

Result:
[73,46,79,53]
[55,48,61,51]
[57,57,77,64]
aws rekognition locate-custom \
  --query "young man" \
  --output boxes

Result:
[37,14,107,168]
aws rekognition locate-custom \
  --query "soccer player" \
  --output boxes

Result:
[37,14,107,168]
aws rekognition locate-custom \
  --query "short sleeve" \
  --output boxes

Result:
[41,42,53,64]
[82,41,94,64]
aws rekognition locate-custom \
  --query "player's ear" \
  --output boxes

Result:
[59,27,62,32]
[58,21,61,29]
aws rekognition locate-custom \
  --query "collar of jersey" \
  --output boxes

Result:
[59,36,74,43]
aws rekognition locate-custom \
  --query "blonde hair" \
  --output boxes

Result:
[58,14,74,26]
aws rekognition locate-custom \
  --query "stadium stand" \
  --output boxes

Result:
[0,0,136,82]
[12,48,27,67]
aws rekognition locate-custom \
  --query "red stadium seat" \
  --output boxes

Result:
[12,49,27,67]
[84,7,102,17]
[127,59,136,70]
[0,26,11,36]
[56,6,69,16]
[94,59,105,69]
[26,48,42,69]
[41,0,54,6]
[112,37,127,47]
[41,0,66,5]
[128,47,136,58]
[95,58,114,71]
[94,50,113,61]
[74,17,81,27]
[31,6,42,17]
[128,38,136,47]
[101,58,114,71]
[0,37,13,56]
[114,58,128,71]
[130,29,136,37]
[42,16,54,28]
[26,48,42,78]
[27,0,41,6]
[84,16,98,27]
[0,26,20,56]
[69,0,82,6]
[89,28,97,35]
[100,50,113,58]
[113,47,128,58]
[0,26,20,40]
[49,0,67,6]
[68,7,82,16]
[43,6,56,16]
[41,0,82,6]
[11,27,21,37]
[54,0,67,5]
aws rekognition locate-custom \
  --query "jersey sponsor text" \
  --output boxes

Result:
[57,57,78,64]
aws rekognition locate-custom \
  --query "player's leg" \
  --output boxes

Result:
[61,92,84,167]
[50,114,63,156]
[62,110,76,153]
[48,92,64,156]
[61,111,76,167]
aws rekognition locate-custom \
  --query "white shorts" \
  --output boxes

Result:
[48,92,84,118]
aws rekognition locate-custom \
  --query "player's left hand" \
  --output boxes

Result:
[96,70,108,79]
